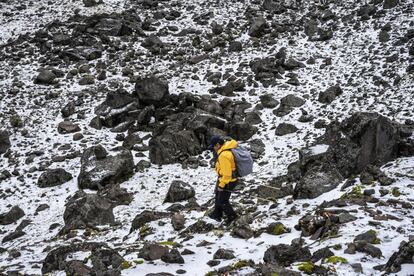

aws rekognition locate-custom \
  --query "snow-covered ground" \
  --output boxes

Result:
[1,0,413,275]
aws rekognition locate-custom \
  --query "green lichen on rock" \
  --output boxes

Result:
[158,241,177,246]
[133,259,144,265]
[325,256,348,264]
[272,223,285,235]
[341,185,363,199]
[205,272,214,276]
[121,261,131,269]
[367,229,381,244]
[298,262,315,274]
[271,274,280,276]
[139,224,152,237]
[391,187,400,197]
[10,114,23,128]
[232,260,249,269]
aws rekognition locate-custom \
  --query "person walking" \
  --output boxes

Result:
[208,135,238,225]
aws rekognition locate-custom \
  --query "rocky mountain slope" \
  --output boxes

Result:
[0,0,414,275]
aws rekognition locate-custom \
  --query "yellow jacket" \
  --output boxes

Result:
[215,139,238,188]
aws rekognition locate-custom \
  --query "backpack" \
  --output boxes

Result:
[229,146,254,177]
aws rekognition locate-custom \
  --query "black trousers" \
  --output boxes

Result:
[211,183,237,220]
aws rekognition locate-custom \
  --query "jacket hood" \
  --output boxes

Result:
[218,139,238,154]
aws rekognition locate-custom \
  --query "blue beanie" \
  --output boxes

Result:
[208,135,224,150]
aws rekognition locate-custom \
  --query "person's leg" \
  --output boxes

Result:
[220,190,237,220]
[209,190,223,221]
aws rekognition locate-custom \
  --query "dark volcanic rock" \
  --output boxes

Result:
[228,121,258,141]
[275,123,298,136]
[383,0,399,9]
[58,121,81,134]
[294,164,343,199]
[0,130,11,154]
[171,213,186,231]
[37,168,73,188]
[131,210,170,232]
[290,112,414,199]
[134,76,169,107]
[2,230,25,243]
[161,249,184,264]
[78,146,134,190]
[83,0,97,7]
[61,102,76,118]
[263,244,311,266]
[0,206,25,225]
[94,90,138,128]
[164,181,195,203]
[260,94,279,108]
[322,112,410,176]
[62,190,115,232]
[42,242,122,274]
[318,85,342,104]
[149,128,202,165]
[34,69,57,85]
[138,243,169,261]
[249,16,268,38]
[213,249,235,260]
[382,240,414,273]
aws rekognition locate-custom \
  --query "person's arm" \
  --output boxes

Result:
[218,152,233,189]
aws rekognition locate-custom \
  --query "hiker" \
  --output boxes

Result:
[208,135,238,224]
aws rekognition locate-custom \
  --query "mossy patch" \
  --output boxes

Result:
[341,185,363,199]
[272,223,285,235]
[391,187,400,197]
[232,260,249,269]
[121,261,131,269]
[158,241,177,246]
[10,114,23,128]
[133,259,144,265]
[139,224,152,237]
[325,256,348,264]
[298,262,315,274]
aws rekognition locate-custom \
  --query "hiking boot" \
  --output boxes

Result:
[208,213,222,222]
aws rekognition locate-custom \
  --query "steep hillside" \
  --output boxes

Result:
[0,0,413,275]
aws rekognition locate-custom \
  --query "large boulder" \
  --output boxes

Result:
[134,76,170,107]
[94,90,138,128]
[62,190,115,232]
[149,128,202,165]
[322,112,410,177]
[0,130,11,154]
[78,146,134,190]
[164,181,195,203]
[37,169,73,188]
[263,244,311,266]
[289,113,413,199]
[42,242,124,274]
[0,206,25,225]
[294,164,344,199]
[273,94,305,117]
[275,123,298,136]
[228,121,258,141]
[382,240,414,273]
